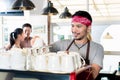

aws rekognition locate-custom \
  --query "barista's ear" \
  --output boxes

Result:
[87,26,91,33]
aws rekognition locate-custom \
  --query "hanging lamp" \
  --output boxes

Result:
[103,32,113,39]
[42,1,58,15]
[12,0,35,10]
[59,7,72,19]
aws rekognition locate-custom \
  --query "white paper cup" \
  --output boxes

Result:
[47,54,61,72]
[0,52,11,69]
[34,55,47,71]
[61,55,75,72]
[10,49,26,70]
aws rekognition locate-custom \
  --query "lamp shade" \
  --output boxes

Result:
[12,0,35,10]
[59,7,72,19]
[103,32,113,39]
[42,1,58,15]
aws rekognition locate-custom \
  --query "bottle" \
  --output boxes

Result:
[118,62,120,71]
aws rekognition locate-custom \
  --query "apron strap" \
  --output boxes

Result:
[85,40,90,65]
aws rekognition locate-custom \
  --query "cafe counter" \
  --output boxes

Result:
[0,65,91,80]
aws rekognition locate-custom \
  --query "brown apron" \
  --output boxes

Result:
[76,40,94,80]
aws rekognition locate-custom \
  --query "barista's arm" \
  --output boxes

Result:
[91,63,101,79]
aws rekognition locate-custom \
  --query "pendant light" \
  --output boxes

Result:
[42,1,58,15]
[42,0,58,44]
[59,7,72,19]
[103,32,113,39]
[12,0,35,10]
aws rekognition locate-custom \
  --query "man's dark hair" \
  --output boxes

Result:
[22,23,32,29]
[72,10,92,22]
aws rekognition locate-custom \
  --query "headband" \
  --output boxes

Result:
[72,16,92,27]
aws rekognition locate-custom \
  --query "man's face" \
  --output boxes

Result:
[23,27,32,38]
[71,22,89,40]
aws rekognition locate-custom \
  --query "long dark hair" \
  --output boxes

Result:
[9,28,23,48]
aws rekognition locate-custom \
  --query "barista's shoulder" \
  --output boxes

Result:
[60,39,72,42]
[55,39,72,43]
[90,41,103,48]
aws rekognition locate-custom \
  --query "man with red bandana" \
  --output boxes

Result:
[49,10,104,79]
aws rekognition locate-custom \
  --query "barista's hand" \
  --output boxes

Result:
[91,63,101,79]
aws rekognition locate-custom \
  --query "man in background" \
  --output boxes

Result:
[5,23,45,50]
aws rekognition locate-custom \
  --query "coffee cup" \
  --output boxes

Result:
[0,52,11,69]
[34,55,47,71]
[10,48,26,70]
[47,54,61,72]
[61,54,76,72]
[57,51,85,71]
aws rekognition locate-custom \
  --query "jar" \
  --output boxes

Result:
[118,62,120,71]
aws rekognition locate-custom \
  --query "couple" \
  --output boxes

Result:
[5,23,45,50]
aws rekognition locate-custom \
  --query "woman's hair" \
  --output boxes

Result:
[9,28,23,48]
[22,23,32,29]
[72,10,92,22]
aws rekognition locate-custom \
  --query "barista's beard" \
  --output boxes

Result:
[74,36,84,40]
[72,31,85,40]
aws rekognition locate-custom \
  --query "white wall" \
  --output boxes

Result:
[91,24,110,43]
[101,55,120,73]
[0,17,3,48]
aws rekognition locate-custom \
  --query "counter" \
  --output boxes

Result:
[0,65,91,80]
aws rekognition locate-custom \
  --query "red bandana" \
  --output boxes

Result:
[72,16,92,26]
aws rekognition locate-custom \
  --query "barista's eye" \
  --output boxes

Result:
[76,25,82,28]
[71,24,74,28]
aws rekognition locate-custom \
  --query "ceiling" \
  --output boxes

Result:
[50,0,120,23]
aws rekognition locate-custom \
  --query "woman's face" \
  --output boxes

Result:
[19,32,25,41]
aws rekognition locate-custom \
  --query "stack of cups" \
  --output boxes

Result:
[28,51,85,73]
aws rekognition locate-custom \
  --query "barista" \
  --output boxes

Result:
[49,10,104,79]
